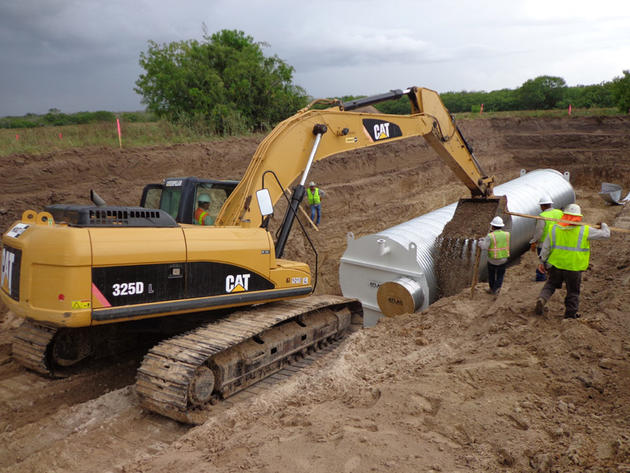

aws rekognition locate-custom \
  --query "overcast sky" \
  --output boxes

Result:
[1,0,629,116]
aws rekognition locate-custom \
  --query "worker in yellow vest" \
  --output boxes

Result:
[306,181,325,226]
[535,203,610,318]
[194,194,214,225]
[478,216,510,296]
[529,196,564,282]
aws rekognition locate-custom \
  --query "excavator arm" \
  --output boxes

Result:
[215,87,494,232]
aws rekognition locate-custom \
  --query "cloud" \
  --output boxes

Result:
[1,0,629,115]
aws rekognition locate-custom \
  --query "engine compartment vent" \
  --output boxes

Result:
[45,205,178,227]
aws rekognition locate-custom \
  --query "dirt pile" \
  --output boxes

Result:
[1,116,629,473]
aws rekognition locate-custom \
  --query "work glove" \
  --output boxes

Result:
[537,263,547,274]
[530,242,537,252]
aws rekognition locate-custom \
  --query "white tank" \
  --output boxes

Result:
[339,169,575,326]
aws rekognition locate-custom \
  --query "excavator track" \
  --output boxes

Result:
[136,295,362,424]
[11,320,57,376]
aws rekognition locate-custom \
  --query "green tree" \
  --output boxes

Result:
[484,88,520,111]
[610,70,630,113]
[558,82,614,109]
[134,29,308,134]
[374,96,411,114]
[518,75,567,110]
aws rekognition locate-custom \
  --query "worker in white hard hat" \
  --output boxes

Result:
[194,193,215,225]
[529,196,564,281]
[535,203,610,319]
[477,215,511,296]
[306,181,325,226]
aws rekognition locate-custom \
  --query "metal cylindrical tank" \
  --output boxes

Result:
[339,169,575,326]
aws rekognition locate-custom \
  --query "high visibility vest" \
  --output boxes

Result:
[547,224,590,271]
[488,230,510,259]
[307,187,320,205]
[194,207,210,225]
[539,208,563,243]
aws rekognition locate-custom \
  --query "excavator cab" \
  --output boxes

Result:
[140,177,239,225]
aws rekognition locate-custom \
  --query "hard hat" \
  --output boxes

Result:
[490,216,505,227]
[198,194,211,203]
[309,181,316,187]
[563,203,582,216]
[538,196,553,205]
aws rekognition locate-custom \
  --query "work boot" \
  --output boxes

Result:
[535,298,547,315]
[564,312,581,319]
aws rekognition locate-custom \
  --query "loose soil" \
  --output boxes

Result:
[1,116,629,472]
[435,195,508,297]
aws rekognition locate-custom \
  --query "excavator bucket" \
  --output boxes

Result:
[434,196,508,297]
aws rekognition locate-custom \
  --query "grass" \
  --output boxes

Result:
[454,107,622,120]
[0,108,624,157]
[0,120,245,157]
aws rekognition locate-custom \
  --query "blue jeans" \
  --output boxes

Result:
[488,262,507,293]
[310,204,321,225]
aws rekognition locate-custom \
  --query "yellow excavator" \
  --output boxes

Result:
[0,87,496,422]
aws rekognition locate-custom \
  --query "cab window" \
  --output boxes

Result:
[159,186,182,220]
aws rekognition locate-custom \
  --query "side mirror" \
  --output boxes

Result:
[256,189,273,216]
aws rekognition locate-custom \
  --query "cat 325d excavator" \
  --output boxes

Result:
[0,87,497,423]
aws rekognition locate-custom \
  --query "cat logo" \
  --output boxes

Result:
[225,273,251,293]
[374,122,390,140]
[362,119,403,142]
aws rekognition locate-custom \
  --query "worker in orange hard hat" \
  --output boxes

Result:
[535,203,610,319]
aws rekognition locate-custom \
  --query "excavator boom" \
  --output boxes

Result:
[216,87,495,229]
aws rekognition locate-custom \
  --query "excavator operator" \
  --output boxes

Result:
[194,194,214,225]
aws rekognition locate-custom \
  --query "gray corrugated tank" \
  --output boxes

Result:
[339,169,575,326]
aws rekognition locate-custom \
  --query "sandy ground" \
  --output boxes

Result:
[0,116,629,472]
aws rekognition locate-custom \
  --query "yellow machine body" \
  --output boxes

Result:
[1,211,310,328]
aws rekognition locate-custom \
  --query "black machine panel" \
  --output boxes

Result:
[362,118,403,142]
[187,262,274,298]
[1,246,21,301]
[92,261,274,308]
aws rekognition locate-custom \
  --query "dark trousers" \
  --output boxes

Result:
[539,266,582,316]
[535,247,547,281]
[488,262,507,293]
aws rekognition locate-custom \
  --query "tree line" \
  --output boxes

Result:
[0,110,155,129]
[374,73,630,115]
[440,73,630,114]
